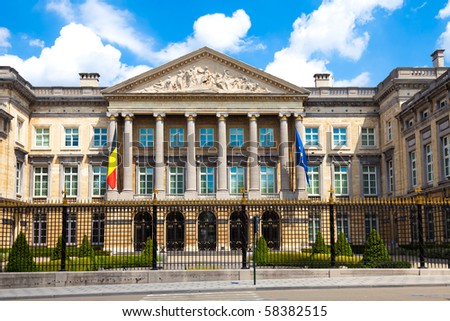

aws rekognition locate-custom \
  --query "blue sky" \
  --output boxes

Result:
[1,0,450,88]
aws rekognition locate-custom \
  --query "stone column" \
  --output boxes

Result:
[185,113,198,199]
[248,113,260,199]
[106,112,119,199]
[279,113,293,199]
[294,113,307,199]
[154,113,166,198]
[121,113,134,199]
[216,113,229,199]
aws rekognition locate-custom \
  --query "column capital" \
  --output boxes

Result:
[279,112,291,121]
[153,112,166,121]
[248,113,260,121]
[216,113,228,121]
[106,112,119,120]
[121,112,134,120]
[185,112,197,121]
[293,113,305,121]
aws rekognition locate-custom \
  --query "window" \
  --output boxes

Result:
[334,165,348,196]
[364,213,378,240]
[92,213,105,246]
[260,166,276,194]
[93,128,107,148]
[361,128,375,147]
[387,160,394,193]
[333,128,347,147]
[421,110,429,120]
[259,128,274,147]
[199,128,214,147]
[66,213,77,246]
[229,128,244,147]
[65,128,79,147]
[336,212,350,241]
[200,166,215,194]
[410,151,417,187]
[138,167,154,195]
[406,119,414,129]
[139,128,154,147]
[92,166,107,197]
[362,165,377,196]
[442,135,450,178]
[437,98,448,109]
[305,127,319,146]
[15,162,23,195]
[308,211,321,243]
[34,167,48,197]
[168,167,184,194]
[35,128,49,147]
[64,167,78,197]
[386,121,392,142]
[444,206,450,241]
[16,119,23,142]
[425,144,433,184]
[307,166,320,196]
[33,212,47,245]
[425,207,435,242]
[170,128,184,147]
[230,166,245,194]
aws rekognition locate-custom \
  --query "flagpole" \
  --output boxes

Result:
[294,114,308,199]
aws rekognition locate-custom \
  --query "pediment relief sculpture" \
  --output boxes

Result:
[134,66,270,93]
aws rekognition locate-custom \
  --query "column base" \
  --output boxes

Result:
[248,190,261,199]
[216,190,230,199]
[280,189,295,200]
[120,190,134,200]
[184,190,198,200]
[156,190,166,200]
[106,190,120,200]
[295,189,308,200]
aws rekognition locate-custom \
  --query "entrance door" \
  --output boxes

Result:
[134,212,152,251]
[229,211,248,250]
[198,211,217,251]
[261,211,280,250]
[166,211,185,251]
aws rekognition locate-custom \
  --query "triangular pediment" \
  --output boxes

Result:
[103,47,309,96]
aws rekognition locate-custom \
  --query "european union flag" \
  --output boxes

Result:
[295,129,310,186]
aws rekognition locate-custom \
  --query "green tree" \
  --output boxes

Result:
[6,232,36,272]
[51,236,63,261]
[312,231,329,254]
[78,235,94,258]
[142,237,153,266]
[255,236,269,265]
[335,232,353,256]
[362,229,390,266]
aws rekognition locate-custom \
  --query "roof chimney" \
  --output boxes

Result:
[314,73,331,87]
[79,73,100,87]
[431,49,445,68]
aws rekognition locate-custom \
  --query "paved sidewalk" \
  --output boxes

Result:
[1,274,450,300]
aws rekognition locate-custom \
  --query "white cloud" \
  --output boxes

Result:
[28,39,45,48]
[438,21,450,61]
[266,0,403,87]
[437,1,450,19]
[0,23,149,86]
[333,72,371,87]
[0,27,11,48]
[46,0,75,21]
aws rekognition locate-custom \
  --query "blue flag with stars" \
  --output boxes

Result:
[295,129,310,186]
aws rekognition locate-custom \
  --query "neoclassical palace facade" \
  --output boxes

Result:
[1,47,450,203]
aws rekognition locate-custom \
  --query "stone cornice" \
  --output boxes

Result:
[304,98,375,107]
[103,93,307,102]
[374,80,432,104]
[32,96,109,107]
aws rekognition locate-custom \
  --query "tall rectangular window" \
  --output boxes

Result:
[64,167,78,197]
[230,166,245,194]
[15,162,23,195]
[305,127,319,146]
[229,128,244,147]
[445,207,450,241]
[65,128,79,147]
[260,166,275,194]
[170,128,184,147]
[364,213,378,240]
[425,144,433,184]
[387,160,394,193]
[139,167,154,195]
[333,128,347,147]
[362,165,377,196]
[307,166,320,196]
[34,167,49,197]
[200,166,215,194]
[442,135,450,178]
[33,212,47,245]
[92,166,107,197]
[139,128,154,147]
[410,151,417,187]
[334,165,348,196]
[308,211,321,243]
[425,207,435,242]
[66,214,77,246]
[336,212,350,241]
[168,167,184,194]
[361,128,375,147]
[199,128,214,147]
[35,128,50,147]
[93,128,107,147]
[91,213,105,246]
[386,121,392,142]
[259,128,274,147]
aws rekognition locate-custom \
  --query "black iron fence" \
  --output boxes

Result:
[1,197,450,272]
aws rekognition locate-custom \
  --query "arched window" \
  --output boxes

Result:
[261,211,280,250]
[134,212,152,251]
[166,211,185,251]
[229,211,248,250]
[198,211,216,251]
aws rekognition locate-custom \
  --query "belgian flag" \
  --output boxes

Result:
[107,128,117,189]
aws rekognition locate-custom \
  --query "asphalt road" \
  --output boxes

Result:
[25,286,450,301]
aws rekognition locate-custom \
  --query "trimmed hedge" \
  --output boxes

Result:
[255,236,269,265]
[6,232,36,272]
